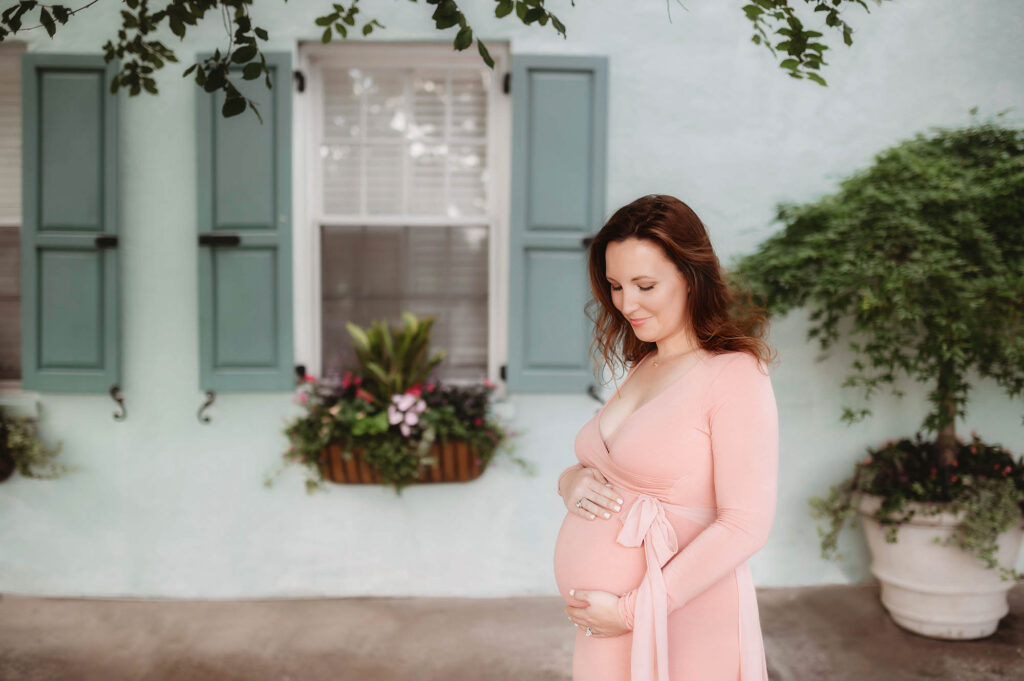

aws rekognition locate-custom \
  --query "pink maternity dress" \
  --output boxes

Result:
[553,350,778,681]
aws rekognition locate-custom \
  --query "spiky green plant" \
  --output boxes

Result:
[345,311,447,407]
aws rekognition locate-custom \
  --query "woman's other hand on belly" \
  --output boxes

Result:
[565,588,632,637]
[559,466,623,520]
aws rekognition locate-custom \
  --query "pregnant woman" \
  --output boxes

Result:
[553,194,779,681]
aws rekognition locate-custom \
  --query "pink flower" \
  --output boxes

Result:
[393,393,416,411]
[427,384,436,392]
[299,394,308,404]
[408,384,423,397]
[951,475,958,483]
[354,377,362,386]
[862,456,872,465]
[400,423,411,437]
[356,388,374,404]
[303,374,316,383]
[1003,466,1013,476]
[474,417,483,426]
[483,379,494,389]
[387,405,403,425]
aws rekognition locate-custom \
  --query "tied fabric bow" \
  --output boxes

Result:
[615,494,680,681]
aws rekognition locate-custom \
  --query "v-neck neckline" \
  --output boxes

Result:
[597,350,711,451]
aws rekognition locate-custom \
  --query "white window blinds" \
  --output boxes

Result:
[321,67,489,218]
[317,52,495,383]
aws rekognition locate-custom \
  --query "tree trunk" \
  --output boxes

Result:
[936,364,958,467]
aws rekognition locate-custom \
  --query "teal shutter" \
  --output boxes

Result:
[196,52,293,391]
[506,55,608,393]
[20,54,121,393]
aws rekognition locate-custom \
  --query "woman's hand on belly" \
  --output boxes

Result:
[559,466,623,520]
[565,588,632,638]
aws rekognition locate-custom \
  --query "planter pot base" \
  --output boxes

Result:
[858,494,1023,640]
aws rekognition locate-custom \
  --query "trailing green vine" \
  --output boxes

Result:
[809,433,1024,580]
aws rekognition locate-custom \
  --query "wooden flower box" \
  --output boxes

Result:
[318,439,484,484]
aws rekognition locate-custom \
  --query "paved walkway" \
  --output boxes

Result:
[1,584,1022,680]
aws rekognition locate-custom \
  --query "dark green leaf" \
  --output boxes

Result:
[495,0,513,18]
[523,7,544,23]
[232,45,257,63]
[222,95,247,118]
[182,63,197,77]
[335,23,347,38]
[203,67,225,92]
[169,16,185,38]
[477,38,494,68]
[315,15,333,27]
[362,22,373,36]
[807,72,827,86]
[453,25,472,50]
[321,26,332,43]
[39,8,55,37]
[242,62,262,80]
[254,27,269,40]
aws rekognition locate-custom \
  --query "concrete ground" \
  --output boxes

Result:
[1,584,1022,681]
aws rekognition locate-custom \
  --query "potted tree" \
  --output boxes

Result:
[733,118,1024,639]
[269,312,528,493]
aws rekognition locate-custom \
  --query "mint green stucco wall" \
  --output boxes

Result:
[1,0,1022,597]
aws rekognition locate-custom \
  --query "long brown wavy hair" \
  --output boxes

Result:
[585,194,776,386]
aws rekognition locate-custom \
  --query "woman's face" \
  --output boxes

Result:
[604,237,692,344]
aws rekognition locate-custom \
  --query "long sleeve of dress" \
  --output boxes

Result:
[618,352,779,624]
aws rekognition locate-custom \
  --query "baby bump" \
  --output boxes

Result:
[553,510,646,605]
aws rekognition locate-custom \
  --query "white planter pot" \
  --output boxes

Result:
[857,493,1024,640]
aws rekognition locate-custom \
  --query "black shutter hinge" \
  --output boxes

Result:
[503,72,511,94]
[293,70,306,93]
[500,364,507,381]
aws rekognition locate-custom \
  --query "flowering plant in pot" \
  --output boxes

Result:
[0,407,73,483]
[268,312,529,493]
[732,119,1024,638]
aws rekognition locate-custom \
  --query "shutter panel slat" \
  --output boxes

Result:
[20,53,121,393]
[506,55,608,392]
[197,52,293,391]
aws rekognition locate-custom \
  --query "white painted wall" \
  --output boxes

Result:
[1,0,1022,598]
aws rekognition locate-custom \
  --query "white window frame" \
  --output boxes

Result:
[292,41,511,395]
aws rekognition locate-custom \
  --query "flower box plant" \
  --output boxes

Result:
[269,312,528,493]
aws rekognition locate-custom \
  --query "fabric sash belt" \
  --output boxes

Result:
[614,493,769,681]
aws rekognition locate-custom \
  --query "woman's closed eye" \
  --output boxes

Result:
[610,285,655,292]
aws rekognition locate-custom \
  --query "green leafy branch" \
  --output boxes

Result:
[1,0,881,120]
[743,0,886,86]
